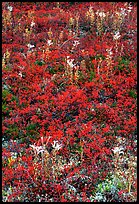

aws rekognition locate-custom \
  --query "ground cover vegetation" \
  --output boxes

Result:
[2,2,137,202]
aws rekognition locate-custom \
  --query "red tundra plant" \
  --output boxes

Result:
[2,2,137,202]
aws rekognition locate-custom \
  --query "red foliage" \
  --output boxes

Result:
[2,2,137,202]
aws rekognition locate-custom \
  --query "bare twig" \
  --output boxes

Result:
[59,34,78,49]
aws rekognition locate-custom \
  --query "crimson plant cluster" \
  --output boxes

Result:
[2,2,137,202]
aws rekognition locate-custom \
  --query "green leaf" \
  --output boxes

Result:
[89,71,95,81]
[129,90,137,99]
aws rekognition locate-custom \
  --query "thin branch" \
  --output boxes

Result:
[59,34,78,49]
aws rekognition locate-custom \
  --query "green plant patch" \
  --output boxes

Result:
[113,125,121,135]
[19,85,29,91]
[4,125,19,140]
[3,89,18,104]
[25,123,40,140]
[128,90,137,99]
[2,89,14,116]
[11,95,19,103]
[68,140,80,153]
[35,60,45,66]
[2,89,10,99]
[49,67,56,74]
[26,123,40,138]
[3,65,12,71]
[87,97,93,102]
[26,123,39,131]
[111,101,117,107]
[58,64,64,72]
[78,71,86,83]
[107,84,113,88]
[19,102,28,108]
[2,102,11,114]
[91,174,125,201]
[120,57,130,65]
[117,56,131,72]
[87,112,94,121]
[76,145,83,153]
[89,71,95,81]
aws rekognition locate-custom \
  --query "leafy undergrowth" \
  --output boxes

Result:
[2,2,137,202]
